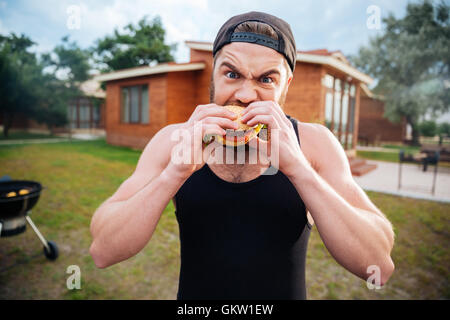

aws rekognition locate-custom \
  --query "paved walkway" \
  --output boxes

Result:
[0,138,70,145]
[354,160,450,203]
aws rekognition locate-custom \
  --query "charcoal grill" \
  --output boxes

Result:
[0,179,58,260]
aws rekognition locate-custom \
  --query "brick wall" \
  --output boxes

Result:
[105,74,167,149]
[190,48,214,105]
[284,63,324,123]
[166,70,199,124]
[359,96,405,144]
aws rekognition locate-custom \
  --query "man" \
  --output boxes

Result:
[90,11,395,299]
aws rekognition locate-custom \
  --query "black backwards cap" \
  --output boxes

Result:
[213,11,297,72]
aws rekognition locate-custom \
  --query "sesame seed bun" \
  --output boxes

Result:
[214,105,264,147]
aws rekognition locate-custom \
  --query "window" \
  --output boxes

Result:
[67,103,77,129]
[93,105,100,122]
[121,84,149,124]
[322,73,357,150]
[79,98,90,129]
[340,82,349,145]
[323,74,334,130]
[322,74,334,89]
[324,92,333,129]
[67,97,102,129]
[347,85,356,149]
[333,79,341,136]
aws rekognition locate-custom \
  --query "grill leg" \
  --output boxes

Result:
[25,214,50,252]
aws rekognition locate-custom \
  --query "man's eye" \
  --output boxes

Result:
[261,77,273,84]
[225,71,239,79]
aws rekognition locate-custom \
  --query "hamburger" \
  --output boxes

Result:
[214,105,264,147]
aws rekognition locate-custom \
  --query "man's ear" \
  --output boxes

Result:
[286,75,293,88]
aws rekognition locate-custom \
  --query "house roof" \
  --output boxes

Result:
[298,49,350,64]
[360,83,385,100]
[79,79,106,98]
[93,62,206,82]
[185,41,373,85]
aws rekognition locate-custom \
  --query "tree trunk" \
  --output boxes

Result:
[49,124,55,136]
[411,126,421,146]
[2,112,13,138]
[406,115,421,146]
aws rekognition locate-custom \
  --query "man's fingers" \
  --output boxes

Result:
[203,117,239,130]
[246,114,280,129]
[202,124,226,137]
[244,101,291,126]
[196,105,237,121]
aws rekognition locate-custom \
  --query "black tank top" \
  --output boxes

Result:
[173,115,311,300]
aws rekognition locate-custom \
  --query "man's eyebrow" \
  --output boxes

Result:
[219,61,281,79]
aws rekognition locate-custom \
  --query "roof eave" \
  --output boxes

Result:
[296,53,373,84]
[94,62,206,82]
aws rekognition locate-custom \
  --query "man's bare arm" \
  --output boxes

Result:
[89,124,187,268]
[288,123,395,285]
[89,104,238,268]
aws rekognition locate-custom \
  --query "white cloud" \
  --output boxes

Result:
[0,0,410,63]
[0,18,9,35]
[169,0,208,11]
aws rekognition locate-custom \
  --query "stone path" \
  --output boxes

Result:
[354,160,450,203]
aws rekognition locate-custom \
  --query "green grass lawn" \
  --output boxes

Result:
[357,148,450,169]
[381,144,421,152]
[0,139,449,299]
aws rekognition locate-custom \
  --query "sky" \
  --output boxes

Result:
[2,0,448,121]
[0,0,412,63]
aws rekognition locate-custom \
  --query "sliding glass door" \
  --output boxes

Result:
[67,97,102,129]
[323,73,356,150]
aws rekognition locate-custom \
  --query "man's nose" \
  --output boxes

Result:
[234,79,258,104]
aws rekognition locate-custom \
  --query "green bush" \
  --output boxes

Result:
[418,120,437,137]
[438,122,450,137]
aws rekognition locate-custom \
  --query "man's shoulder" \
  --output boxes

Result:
[143,122,187,153]
[296,121,325,133]
[139,123,186,169]
[296,121,333,171]
[157,122,185,136]
[296,121,331,145]
[147,123,185,146]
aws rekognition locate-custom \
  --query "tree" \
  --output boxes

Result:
[418,120,437,137]
[350,1,450,145]
[30,73,72,135]
[92,15,176,71]
[39,36,91,134]
[0,33,92,137]
[438,122,450,136]
[42,35,91,85]
[0,33,42,137]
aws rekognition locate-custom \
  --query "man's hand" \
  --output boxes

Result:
[240,100,311,176]
[167,104,238,179]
